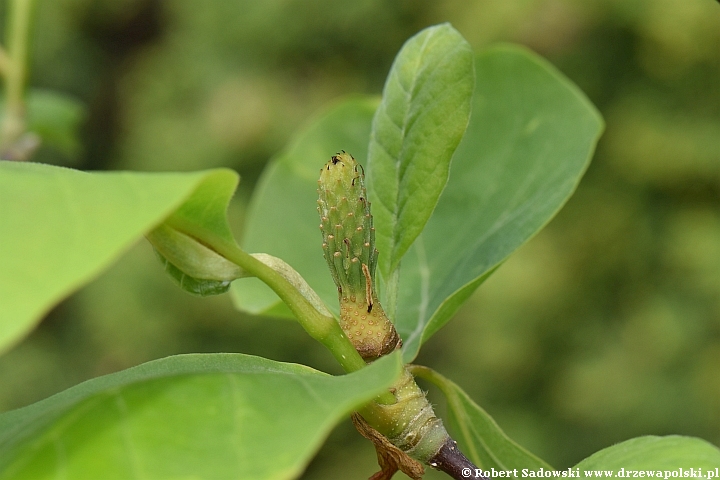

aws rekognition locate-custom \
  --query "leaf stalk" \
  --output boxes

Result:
[163,215,397,404]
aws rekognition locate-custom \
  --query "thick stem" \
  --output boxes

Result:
[407,364,486,479]
[358,367,449,463]
[429,438,485,480]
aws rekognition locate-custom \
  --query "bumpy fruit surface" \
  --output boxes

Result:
[317,152,401,360]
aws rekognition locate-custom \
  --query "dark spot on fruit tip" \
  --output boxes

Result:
[367,304,373,313]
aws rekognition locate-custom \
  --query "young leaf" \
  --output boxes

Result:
[396,45,605,361]
[574,436,720,471]
[231,96,377,318]
[0,162,238,355]
[0,352,403,480]
[410,365,552,471]
[367,23,474,290]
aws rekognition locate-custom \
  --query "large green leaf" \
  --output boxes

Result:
[367,23,474,287]
[0,161,238,354]
[574,436,720,472]
[396,45,604,361]
[231,96,377,317]
[0,352,403,480]
[410,365,551,471]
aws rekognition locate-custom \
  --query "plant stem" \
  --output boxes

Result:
[407,365,485,480]
[163,216,397,403]
[1,0,34,150]
[166,216,366,371]
[217,241,398,405]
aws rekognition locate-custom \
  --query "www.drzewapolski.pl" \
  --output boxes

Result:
[461,468,720,479]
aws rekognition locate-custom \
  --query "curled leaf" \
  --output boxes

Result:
[147,223,247,296]
[147,224,245,281]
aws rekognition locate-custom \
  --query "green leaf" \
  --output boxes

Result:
[410,365,552,471]
[26,90,86,158]
[367,23,474,286]
[231,96,377,318]
[152,250,237,296]
[164,162,239,245]
[0,161,238,354]
[234,44,603,364]
[145,165,244,296]
[574,436,720,471]
[0,352,403,480]
[396,45,604,361]
[0,89,86,158]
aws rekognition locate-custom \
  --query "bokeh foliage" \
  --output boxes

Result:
[0,0,718,477]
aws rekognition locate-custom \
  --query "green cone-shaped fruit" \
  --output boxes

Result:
[317,152,401,360]
[318,153,479,478]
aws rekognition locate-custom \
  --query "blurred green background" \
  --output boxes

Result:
[1,0,719,478]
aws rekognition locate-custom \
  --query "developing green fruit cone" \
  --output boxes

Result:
[318,152,481,480]
[317,152,401,361]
